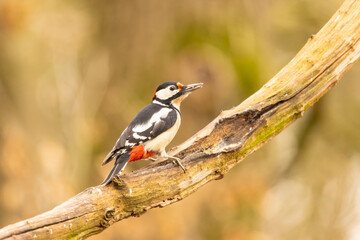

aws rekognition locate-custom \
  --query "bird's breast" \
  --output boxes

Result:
[143,111,181,152]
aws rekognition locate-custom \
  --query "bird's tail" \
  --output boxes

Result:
[101,154,130,185]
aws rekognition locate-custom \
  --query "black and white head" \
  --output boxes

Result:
[152,82,203,108]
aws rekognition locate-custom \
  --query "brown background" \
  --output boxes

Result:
[1,0,360,239]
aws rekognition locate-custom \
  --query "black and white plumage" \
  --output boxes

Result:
[101,81,203,185]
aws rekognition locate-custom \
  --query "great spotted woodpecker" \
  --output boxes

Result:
[101,81,203,185]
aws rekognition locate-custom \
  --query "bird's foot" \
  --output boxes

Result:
[164,155,186,173]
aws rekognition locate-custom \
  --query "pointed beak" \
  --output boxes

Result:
[181,83,203,93]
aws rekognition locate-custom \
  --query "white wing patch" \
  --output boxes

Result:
[133,132,148,140]
[144,111,181,152]
[132,108,172,132]
[125,140,136,147]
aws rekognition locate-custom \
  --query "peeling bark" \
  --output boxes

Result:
[1,0,360,239]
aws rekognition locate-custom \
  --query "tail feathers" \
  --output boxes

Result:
[101,154,130,185]
[102,149,120,166]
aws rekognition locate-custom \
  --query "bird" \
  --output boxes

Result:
[101,81,203,185]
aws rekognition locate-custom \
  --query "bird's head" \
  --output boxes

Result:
[152,81,203,108]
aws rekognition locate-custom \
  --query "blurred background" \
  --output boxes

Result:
[1,0,360,239]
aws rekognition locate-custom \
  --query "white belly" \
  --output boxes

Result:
[144,112,181,152]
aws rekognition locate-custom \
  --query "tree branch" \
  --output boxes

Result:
[2,0,360,239]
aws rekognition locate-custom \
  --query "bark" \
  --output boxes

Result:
[1,0,360,239]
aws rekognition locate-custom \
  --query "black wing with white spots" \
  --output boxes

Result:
[102,103,177,165]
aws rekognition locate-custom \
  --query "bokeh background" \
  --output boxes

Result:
[1,0,360,239]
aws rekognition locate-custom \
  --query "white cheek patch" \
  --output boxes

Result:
[156,88,179,100]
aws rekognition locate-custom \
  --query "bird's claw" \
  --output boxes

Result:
[167,156,186,173]
[146,157,158,162]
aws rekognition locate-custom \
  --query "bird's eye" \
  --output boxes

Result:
[169,86,176,91]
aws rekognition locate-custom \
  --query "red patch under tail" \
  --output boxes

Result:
[128,145,155,162]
